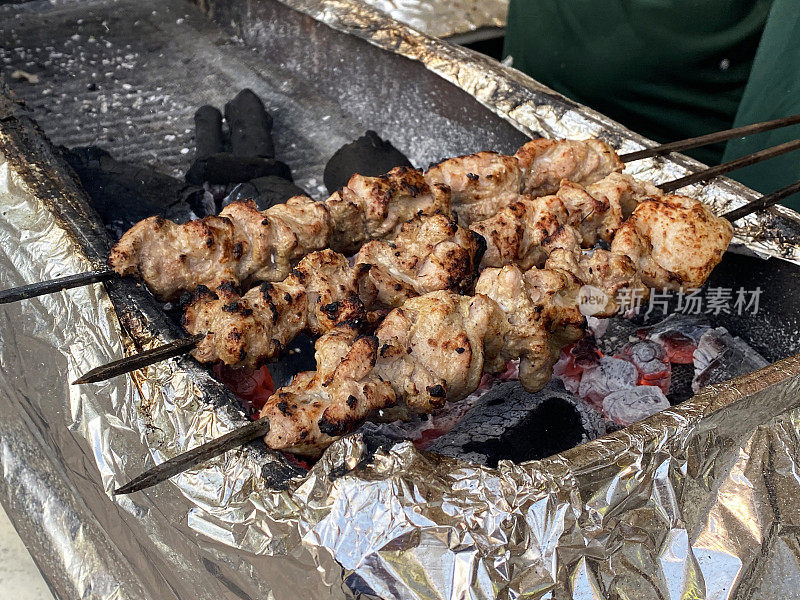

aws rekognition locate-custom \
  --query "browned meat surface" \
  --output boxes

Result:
[475,265,584,392]
[183,250,366,369]
[110,168,448,301]
[583,172,662,242]
[261,328,397,456]
[324,166,451,255]
[108,214,239,302]
[545,247,644,318]
[470,172,661,269]
[356,213,486,308]
[471,194,569,270]
[515,138,623,197]
[611,195,734,290]
[182,215,486,368]
[424,152,524,225]
[372,291,507,415]
[222,196,332,283]
[109,196,331,301]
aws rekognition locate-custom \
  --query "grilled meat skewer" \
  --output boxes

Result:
[109,139,623,301]
[182,213,485,369]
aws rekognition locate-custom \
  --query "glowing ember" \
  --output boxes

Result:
[553,337,603,393]
[637,314,711,364]
[615,340,671,393]
[212,364,275,418]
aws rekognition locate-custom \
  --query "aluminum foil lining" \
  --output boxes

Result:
[352,0,507,39]
[2,1,800,599]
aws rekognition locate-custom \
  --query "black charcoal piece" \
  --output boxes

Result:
[222,176,310,210]
[185,153,292,185]
[63,146,205,234]
[428,380,609,466]
[224,89,275,158]
[323,130,413,194]
[193,105,225,159]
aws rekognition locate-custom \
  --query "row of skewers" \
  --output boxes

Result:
[4,115,800,493]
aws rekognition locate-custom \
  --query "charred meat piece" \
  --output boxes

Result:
[325,166,451,255]
[109,196,331,300]
[611,195,734,290]
[324,130,413,194]
[181,214,486,368]
[514,138,623,197]
[183,250,366,369]
[471,193,569,270]
[476,265,585,393]
[356,212,486,308]
[425,151,524,225]
[261,328,397,456]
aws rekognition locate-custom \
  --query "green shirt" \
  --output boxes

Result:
[504,0,773,166]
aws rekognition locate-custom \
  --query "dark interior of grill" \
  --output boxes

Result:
[3,0,800,470]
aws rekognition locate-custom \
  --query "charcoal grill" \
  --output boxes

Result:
[2,0,800,598]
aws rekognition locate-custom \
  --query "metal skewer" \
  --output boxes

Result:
[0,268,115,304]
[620,113,800,162]
[72,334,205,384]
[114,416,271,494]
[658,138,800,193]
[723,179,800,222]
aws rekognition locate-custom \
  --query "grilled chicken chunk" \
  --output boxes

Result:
[110,168,449,301]
[356,212,486,308]
[261,328,397,456]
[325,166,451,255]
[109,196,331,301]
[184,250,366,368]
[373,291,507,415]
[471,193,570,270]
[425,152,524,225]
[259,266,587,456]
[182,216,485,368]
[611,195,734,290]
[514,138,623,197]
[475,265,585,392]
[472,172,661,270]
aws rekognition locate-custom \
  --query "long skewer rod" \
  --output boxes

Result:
[0,268,115,304]
[620,113,800,162]
[723,180,800,222]
[72,334,205,384]
[114,416,271,495]
[659,138,800,194]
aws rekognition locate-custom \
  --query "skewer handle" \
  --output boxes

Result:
[723,180,800,222]
[621,113,800,162]
[114,416,271,495]
[659,138,800,194]
[72,334,205,384]
[0,268,115,304]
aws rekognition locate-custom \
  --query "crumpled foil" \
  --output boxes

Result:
[352,0,507,39]
[2,1,800,599]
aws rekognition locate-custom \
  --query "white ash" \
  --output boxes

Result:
[603,386,670,426]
